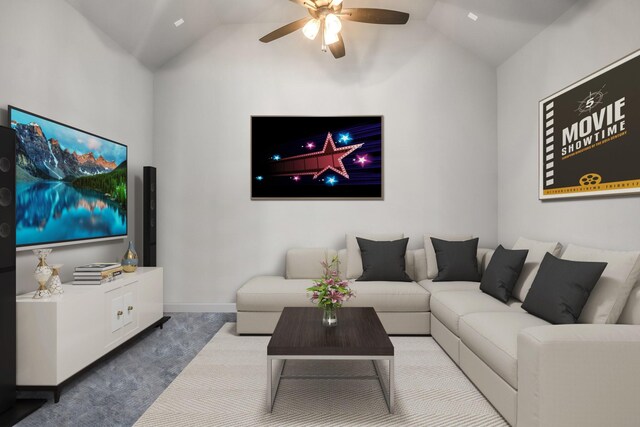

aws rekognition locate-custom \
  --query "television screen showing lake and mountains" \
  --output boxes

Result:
[10,107,127,248]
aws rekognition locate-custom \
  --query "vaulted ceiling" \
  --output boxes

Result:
[66,0,579,70]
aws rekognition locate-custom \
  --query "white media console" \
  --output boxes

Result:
[16,267,164,402]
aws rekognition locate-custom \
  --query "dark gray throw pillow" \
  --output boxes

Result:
[522,253,607,324]
[480,245,529,303]
[356,237,412,282]
[431,237,480,282]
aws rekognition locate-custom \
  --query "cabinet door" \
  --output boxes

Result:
[111,295,124,333]
[122,282,140,340]
[123,292,134,326]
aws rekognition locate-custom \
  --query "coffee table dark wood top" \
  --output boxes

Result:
[267,307,394,356]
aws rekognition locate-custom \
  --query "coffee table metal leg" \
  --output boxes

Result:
[373,357,394,414]
[267,357,272,412]
[268,357,286,413]
[389,357,395,414]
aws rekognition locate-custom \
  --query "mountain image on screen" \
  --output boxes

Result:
[10,108,127,247]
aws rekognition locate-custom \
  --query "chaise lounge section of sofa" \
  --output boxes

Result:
[427,238,640,426]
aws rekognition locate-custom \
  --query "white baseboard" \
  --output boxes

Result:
[164,303,237,313]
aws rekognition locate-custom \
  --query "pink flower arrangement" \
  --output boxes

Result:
[307,256,354,310]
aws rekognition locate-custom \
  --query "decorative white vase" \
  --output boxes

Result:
[47,264,64,295]
[33,249,53,299]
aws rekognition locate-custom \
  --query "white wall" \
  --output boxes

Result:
[498,0,640,250]
[154,20,498,307]
[0,0,154,294]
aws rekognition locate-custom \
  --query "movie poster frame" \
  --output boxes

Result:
[539,49,640,200]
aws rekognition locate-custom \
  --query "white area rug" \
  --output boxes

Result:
[135,323,507,426]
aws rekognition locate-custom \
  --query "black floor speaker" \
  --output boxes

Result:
[0,126,16,415]
[143,166,156,267]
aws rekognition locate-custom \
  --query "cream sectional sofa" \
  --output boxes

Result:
[235,239,640,426]
[236,246,493,335]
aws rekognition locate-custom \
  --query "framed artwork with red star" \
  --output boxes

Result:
[251,116,383,199]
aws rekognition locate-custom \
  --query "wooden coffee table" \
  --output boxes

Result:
[267,307,394,413]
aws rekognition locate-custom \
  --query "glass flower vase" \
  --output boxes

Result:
[322,307,338,327]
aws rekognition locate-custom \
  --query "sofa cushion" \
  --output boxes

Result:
[346,233,404,279]
[561,244,640,324]
[419,280,480,311]
[237,276,429,312]
[357,237,412,282]
[431,238,481,282]
[349,281,430,311]
[285,248,338,279]
[419,280,481,295]
[512,237,563,301]
[459,312,550,389]
[237,277,313,311]
[424,233,473,279]
[430,290,518,335]
[522,253,607,325]
[480,245,529,303]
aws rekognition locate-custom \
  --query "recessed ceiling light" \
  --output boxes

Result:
[174,18,185,27]
[467,12,478,21]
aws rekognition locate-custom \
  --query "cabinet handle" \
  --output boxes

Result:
[117,310,123,317]
[128,305,134,312]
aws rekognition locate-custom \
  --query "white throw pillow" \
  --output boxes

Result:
[512,237,563,301]
[561,244,640,324]
[345,233,404,279]
[423,233,473,279]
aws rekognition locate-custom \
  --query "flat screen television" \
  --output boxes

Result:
[9,106,127,250]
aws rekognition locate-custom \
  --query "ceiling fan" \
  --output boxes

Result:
[259,0,410,59]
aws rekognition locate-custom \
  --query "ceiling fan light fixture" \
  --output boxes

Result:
[259,2,410,59]
[302,18,321,40]
[325,14,342,34]
[324,30,339,46]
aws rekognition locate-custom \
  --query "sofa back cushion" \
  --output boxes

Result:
[338,248,348,279]
[424,233,473,279]
[345,233,404,279]
[619,286,640,324]
[561,244,640,324]
[512,237,563,301]
[285,248,338,279]
[414,249,428,281]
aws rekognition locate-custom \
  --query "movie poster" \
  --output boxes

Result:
[251,116,383,199]
[539,49,640,199]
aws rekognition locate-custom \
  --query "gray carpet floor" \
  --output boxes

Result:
[16,312,236,427]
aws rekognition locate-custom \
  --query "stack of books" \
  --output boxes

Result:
[73,263,124,285]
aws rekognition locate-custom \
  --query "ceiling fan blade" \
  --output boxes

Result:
[341,8,410,25]
[259,18,311,43]
[329,33,345,59]
[290,0,317,9]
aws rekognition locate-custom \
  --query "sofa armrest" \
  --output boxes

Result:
[518,324,640,427]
